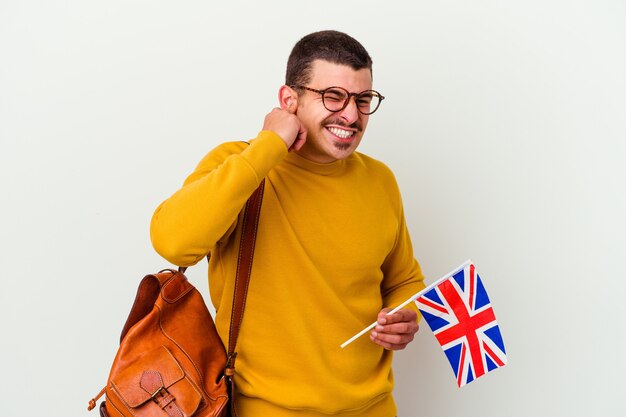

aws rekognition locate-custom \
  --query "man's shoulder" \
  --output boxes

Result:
[349,152,403,199]
[351,151,396,177]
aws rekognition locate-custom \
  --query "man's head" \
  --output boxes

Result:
[280,31,381,163]
[285,30,373,87]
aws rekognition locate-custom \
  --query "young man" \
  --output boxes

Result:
[151,30,425,417]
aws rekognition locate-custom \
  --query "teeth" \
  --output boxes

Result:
[328,127,353,139]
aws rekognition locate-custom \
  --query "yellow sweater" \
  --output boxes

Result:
[151,131,425,417]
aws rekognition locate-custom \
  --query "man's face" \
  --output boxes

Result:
[294,60,373,163]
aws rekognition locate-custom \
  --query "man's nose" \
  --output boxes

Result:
[339,96,360,124]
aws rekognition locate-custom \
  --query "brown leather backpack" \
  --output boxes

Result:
[88,181,265,417]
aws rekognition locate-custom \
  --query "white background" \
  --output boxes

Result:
[1,1,625,416]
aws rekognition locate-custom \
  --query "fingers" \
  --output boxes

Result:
[370,308,419,350]
[378,308,417,325]
[263,108,306,151]
[290,124,307,151]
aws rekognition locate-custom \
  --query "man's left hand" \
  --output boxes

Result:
[370,308,419,350]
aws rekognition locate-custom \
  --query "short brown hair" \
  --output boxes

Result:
[285,30,373,87]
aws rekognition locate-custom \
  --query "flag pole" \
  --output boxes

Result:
[340,260,472,349]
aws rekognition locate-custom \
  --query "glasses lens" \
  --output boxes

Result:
[320,87,383,114]
[356,91,381,115]
[322,88,349,112]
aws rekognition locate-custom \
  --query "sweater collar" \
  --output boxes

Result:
[283,151,349,176]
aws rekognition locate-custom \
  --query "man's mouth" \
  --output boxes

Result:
[326,126,355,140]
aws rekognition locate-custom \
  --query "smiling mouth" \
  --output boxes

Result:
[326,126,355,140]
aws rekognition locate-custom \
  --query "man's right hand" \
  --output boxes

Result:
[263,108,307,152]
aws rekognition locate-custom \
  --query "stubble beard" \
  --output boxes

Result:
[333,141,353,151]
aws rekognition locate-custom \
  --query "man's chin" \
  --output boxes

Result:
[333,140,353,151]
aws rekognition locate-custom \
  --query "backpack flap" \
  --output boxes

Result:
[110,345,202,416]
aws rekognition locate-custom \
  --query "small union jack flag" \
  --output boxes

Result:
[415,261,507,387]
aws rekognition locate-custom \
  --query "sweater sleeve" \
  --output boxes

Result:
[380,185,426,314]
[150,130,287,266]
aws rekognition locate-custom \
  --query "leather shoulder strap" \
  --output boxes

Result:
[227,180,265,362]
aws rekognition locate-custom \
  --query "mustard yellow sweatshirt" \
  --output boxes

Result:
[151,131,425,417]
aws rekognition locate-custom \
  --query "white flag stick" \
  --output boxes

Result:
[340,260,472,349]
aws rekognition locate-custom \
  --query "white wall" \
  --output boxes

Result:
[1,1,624,416]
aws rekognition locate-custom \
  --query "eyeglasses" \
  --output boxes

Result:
[291,85,385,115]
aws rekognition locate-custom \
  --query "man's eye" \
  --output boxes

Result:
[324,90,347,102]
[357,95,373,107]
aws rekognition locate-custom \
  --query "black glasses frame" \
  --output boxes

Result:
[291,85,385,115]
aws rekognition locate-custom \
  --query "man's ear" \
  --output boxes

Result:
[278,85,298,114]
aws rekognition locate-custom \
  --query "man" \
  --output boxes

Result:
[151,30,425,417]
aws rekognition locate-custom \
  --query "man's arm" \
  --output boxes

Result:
[371,180,425,350]
[150,108,305,266]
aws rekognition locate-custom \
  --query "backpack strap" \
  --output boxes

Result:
[226,179,265,373]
